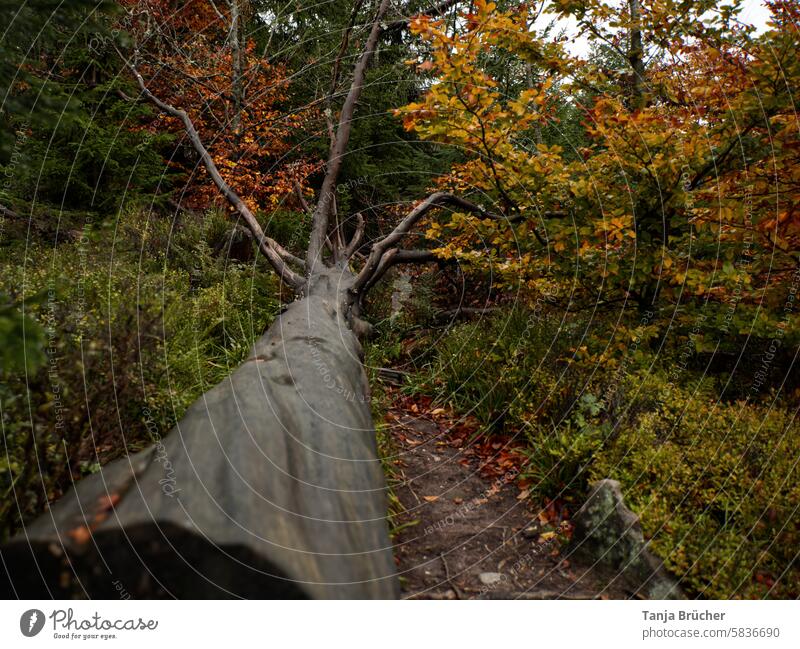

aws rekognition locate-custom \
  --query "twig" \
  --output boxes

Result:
[115,45,305,288]
[440,553,464,599]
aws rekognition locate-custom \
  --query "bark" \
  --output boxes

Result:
[628,0,645,110]
[229,0,244,152]
[306,0,392,273]
[2,2,481,600]
[0,269,398,599]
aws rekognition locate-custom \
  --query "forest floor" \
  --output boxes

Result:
[383,389,632,600]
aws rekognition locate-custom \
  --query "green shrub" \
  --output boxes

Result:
[420,306,800,598]
[520,394,608,498]
[592,372,800,598]
[0,208,280,540]
[425,307,574,428]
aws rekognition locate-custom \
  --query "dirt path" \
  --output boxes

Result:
[385,392,630,600]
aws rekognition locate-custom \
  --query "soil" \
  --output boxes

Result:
[385,391,633,600]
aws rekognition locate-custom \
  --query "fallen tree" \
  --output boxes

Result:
[0,0,487,599]
[1,277,394,598]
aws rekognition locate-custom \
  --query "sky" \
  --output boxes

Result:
[547,0,775,57]
[739,0,773,32]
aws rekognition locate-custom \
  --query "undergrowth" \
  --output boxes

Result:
[0,207,281,540]
[408,305,800,598]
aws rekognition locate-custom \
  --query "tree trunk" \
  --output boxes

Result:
[0,269,399,599]
[628,0,645,110]
[229,0,244,155]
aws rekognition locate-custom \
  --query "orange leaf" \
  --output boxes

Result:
[67,526,92,544]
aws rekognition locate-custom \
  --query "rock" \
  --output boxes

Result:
[429,589,457,600]
[479,572,504,586]
[567,479,684,599]
[390,271,412,321]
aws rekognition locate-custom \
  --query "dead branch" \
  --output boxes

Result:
[360,247,399,295]
[293,180,312,215]
[306,0,392,274]
[392,248,441,264]
[329,0,368,106]
[375,193,496,252]
[344,212,366,260]
[352,192,494,294]
[118,49,305,288]
[361,248,445,294]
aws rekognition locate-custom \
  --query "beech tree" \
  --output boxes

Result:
[399,0,800,356]
[1,0,488,599]
[117,0,316,213]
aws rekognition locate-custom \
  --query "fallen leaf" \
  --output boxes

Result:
[423,495,439,502]
[67,526,91,544]
[97,493,121,511]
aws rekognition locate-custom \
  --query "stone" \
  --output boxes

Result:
[479,572,503,586]
[567,479,684,599]
[522,525,539,539]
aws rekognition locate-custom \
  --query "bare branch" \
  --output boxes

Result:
[332,194,345,259]
[118,49,305,289]
[293,181,312,215]
[375,192,494,252]
[392,248,441,264]
[360,247,399,295]
[324,0,362,158]
[116,88,140,103]
[352,192,493,294]
[270,241,307,270]
[359,247,445,294]
[306,0,392,274]
[207,0,226,22]
[344,212,366,260]
[330,0,367,101]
